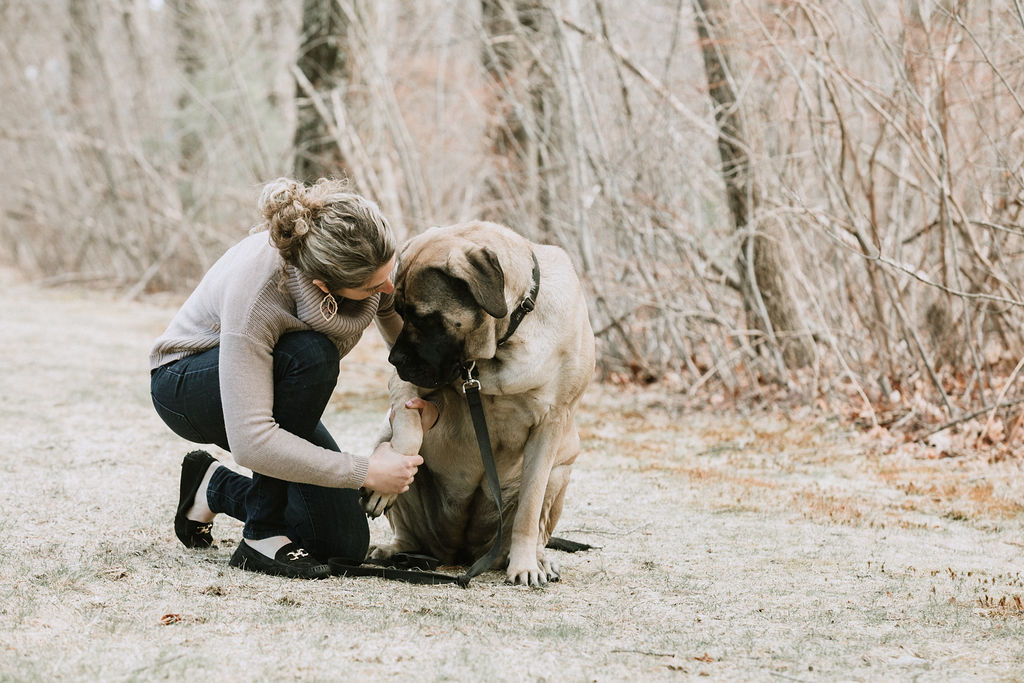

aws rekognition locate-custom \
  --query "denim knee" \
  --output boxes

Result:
[272,331,340,440]
[273,331,340,384]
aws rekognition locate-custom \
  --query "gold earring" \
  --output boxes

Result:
[319,292,338,322]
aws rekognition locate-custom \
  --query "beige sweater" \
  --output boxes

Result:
[149,231,403,489]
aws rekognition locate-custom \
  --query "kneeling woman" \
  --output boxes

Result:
[149,177,433,579]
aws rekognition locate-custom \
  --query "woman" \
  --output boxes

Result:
[149,177,434,579]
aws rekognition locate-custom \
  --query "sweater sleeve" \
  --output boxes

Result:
[218,331,370,489]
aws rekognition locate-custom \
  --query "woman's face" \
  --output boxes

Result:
[330,256,397,301]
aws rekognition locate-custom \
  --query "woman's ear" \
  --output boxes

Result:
[312,278,330,294]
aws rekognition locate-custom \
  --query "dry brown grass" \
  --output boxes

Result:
[1,265,1023,681]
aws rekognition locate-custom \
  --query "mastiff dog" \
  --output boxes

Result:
[361,221,595,586]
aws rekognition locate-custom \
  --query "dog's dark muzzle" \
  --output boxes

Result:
[389,347,461,389]
[394,364,459,389]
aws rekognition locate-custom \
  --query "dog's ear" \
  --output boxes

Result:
[455,247,508,319]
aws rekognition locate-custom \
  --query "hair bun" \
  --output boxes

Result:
[260,177,318,260]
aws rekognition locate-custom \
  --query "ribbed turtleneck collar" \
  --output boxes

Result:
[284,264,378,339]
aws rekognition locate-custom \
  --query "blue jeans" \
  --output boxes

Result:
[150,331,369,562]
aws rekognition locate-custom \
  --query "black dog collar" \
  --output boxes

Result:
[495,251,541,347]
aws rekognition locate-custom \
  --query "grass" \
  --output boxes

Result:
[2,265,1024,681]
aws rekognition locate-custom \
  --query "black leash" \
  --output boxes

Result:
[456,361,505,584]
[329,556,470,587]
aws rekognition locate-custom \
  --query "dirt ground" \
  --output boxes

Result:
[1,264,1023,682]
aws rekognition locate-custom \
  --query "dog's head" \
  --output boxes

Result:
[388,227,510,389]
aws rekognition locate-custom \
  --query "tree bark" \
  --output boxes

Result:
[693,0,814,370]
[167,0,206,209]
[293,0,351,183]
[480,0,561,238]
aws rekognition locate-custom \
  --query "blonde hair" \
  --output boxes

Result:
[255,177,395,290]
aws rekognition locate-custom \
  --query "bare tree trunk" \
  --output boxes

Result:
[693,0,814,370]
[67,0,132,270]
[293,0,351,183]
[67,0,95,114]
[480,0,561,239]
[167,0,206,210]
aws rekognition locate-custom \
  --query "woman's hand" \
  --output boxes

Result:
[363,442,423,495]
[392,397,440,432]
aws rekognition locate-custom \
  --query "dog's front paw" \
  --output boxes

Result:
[506,548,559,587]
[360,487,396,518]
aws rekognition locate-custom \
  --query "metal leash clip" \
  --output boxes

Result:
[461,360,480,393]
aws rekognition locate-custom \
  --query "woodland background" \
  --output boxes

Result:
[3,0,1024,447]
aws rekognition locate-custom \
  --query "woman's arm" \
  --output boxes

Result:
[218,332,371,488]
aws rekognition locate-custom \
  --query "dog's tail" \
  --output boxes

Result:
[545,536,595,553]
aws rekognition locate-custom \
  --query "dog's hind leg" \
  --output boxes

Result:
[540,425,580,538]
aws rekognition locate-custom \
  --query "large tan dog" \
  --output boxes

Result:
[362,221,595,586]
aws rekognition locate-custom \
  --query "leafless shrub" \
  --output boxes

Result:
[3,0,1024,424]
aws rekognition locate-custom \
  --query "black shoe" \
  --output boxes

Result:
[174,450,218,548]
[229,540,331,579]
